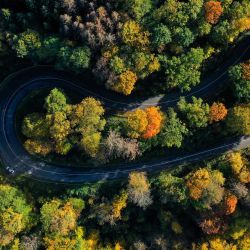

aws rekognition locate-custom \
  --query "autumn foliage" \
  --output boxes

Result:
[228,152,244,175]
[232,17,250,34]
[242,60,250,80]
[199,217,226,235]
[112,191,128,220]
[204,1,223,24]
[223,193,237,215]
[143,107,163,139]
[209,102,228,123]
[127,172,152,209]
[186,169,210,200]
[126,107,163,139]
[113,70,137,96]
[228,152,250,183]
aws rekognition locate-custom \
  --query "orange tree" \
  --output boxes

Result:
[125,106,163,139]
[204,1,223,24]
[209,102,228,123]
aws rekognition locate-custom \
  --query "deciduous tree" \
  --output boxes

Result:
[22,113,50,139]
[204,1,223,24]
[178,97,210,128]
[0,185,34,247]
[102,130,141,161]
[13,30,41,58]
[223,192,238,215]
[156,173,188,205]
[229,62,250,102]
[123,0,153,20]
[142,107,163,139]
[209,102,228,123]
[127,172,152,209]
[162,48,204,91]
[159,108,188,148]
[69,97,106,157]
[226,104,250,135]
[121,20,150,49]
[24,139,52,156]
[44,88,68,114]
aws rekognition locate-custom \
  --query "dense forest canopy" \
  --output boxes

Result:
[0,0,250,95]
[0,0,250,250]
[0,149,249,249]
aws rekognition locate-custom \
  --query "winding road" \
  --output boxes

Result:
[0,34,250,183]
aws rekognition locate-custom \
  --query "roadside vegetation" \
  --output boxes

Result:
[0,149,249,249]
[0,0,250,249]
[0,0,250,95]
[21,78,250,166]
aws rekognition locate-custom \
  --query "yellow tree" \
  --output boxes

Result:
[127,172,152,209]
[48,112,71,142]
[40,198,84,236]
[121,20,150,49]
[126,109,148,138]
[226,104,250,135]
[228,152,244,175]
[228,152,250,183]
[112,190,128,220]
[112,70,137,96]
[186,169,210,200]
[198,237,237,250]
[24,139,52,156]
[69,97,106,157]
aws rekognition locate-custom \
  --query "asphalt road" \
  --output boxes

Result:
[0,35,250,183]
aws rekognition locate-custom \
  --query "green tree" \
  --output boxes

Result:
[173,27,195,48]
[152,24,172,48]
[211,20,231,45]
[162,48,204,91]
[156,173,188,205]
[68,47,91,72]
[109,56,126,74]
[123,0,153,20]
[57,46,91,72]
[178,97,210,128]
[228,62,250,102]
[0,184,34,247]
[36,36,62,63]
[13,30,41,58]
[158,108,188,148]
[44,88,68,114]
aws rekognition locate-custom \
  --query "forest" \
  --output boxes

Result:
[0,0,250,250]
[0,0,250,94]
[0,149,249,249]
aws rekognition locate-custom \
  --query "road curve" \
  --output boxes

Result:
[0,35,250,183]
